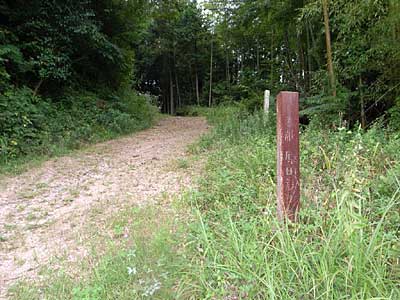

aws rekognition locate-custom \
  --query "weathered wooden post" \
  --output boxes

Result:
[276,91,300,221]
[264,90,270,113]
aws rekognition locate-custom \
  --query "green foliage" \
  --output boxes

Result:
[7,105,400,298]
[96,90,157,135]
[389,96,400,131]
[1,0,147,90]
[0,88,49,159]
[300,88,350,127]
[135,0,209,113]
[0,43,25,89]
[0,87,157,169]
[0,0,157,168]
[184,107,400,299]
[3,0,398,125]
[300,0,400,125]
[185,0,400,126]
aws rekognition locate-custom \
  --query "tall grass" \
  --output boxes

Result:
[9,106,399,299]
[184,106,400,299]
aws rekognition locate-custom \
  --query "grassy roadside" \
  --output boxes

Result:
[185,106,400,299]
[9,198,195,300]
[9,106,400,299]
[0,88,161,177]
[0,112,163,177]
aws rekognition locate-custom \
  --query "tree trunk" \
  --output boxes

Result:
[209,36,213,107]
[359,76,366,129]
[195,70,200,106]
[33,78,44,97]
[284,30,298,89]
[270,31,274,88]
[322,0,337,97]
[306,21,312,93]
[256,39,260,73]
[298,33,306,93]
[162,54,169,114]
[226,51,230,85]
[390,0,399,39]
[189,63,194,103]
[194,39,200,106]
[309,21,322,69]
[169,69,174,115]
[224,4,230,86]
[173,46,181,108]
[175,70,181,108]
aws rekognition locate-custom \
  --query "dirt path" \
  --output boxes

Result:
[0,117,208,299]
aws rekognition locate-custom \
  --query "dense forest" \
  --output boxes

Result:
[1,0,400,166]
[1,1,400,299]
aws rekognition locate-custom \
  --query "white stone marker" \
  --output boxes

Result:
[264,90,270,113]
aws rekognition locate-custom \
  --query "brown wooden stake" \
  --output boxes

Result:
[277,91,300,221]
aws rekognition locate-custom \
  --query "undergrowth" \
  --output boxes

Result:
[8,106,399,299]
[0,87,158,174]
[184,106,400,299]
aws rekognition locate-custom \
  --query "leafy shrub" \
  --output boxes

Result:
[0,43,26,91]
[389,96,400,131]
[0,87,157,167]
[0,88,51,159]
[110,88,158,129]
[237,91,270,112]
[300,88,350,128]
[97,109,134,134]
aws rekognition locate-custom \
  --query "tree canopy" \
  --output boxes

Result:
[1,0,400,162]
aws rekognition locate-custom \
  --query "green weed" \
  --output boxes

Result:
[9,204,192,300]
[182,108,400,299]
[0,88,159,175]
[8,107,400,299]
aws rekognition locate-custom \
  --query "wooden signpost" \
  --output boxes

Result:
[276,91,300,221]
